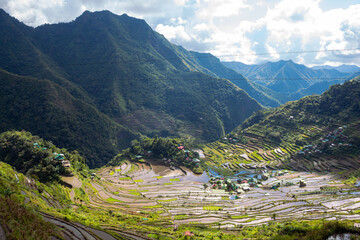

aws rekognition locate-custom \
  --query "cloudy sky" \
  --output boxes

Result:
[1,0,360,66]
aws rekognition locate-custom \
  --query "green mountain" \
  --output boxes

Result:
[0,9,262,166]
[223,60,350,93]
[186,51,283,107]
[0,69,138,167]
[205,76,360,172]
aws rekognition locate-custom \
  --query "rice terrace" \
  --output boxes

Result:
[1,1,360,239]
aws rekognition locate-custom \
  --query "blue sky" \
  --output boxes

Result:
[1,0,360,66]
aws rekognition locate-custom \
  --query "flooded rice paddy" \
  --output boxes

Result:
[95,160,360,228]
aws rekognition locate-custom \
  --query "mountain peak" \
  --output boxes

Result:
[277,59,294,64]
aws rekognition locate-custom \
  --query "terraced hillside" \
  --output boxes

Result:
[4,158,360,240]
[203,78,360,174]
[203,120,360,173]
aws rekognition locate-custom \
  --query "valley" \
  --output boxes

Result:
[0,6,360,240]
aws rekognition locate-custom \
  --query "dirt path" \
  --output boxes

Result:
[0,224,6,240]
[62,176,82,188]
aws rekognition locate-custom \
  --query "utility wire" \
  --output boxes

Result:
[97,76,351,82]
[215,47,360,57]
[56,47,360,67]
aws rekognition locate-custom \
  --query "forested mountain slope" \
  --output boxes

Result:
[0,69,137,167]
[0,9,262,166]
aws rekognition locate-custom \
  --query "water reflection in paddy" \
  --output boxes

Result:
[134,159,209,183]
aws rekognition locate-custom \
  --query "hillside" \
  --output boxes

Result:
[0,69,138,167]
[1,132,360,240]
[203,76,360,173]
[0,9,262,166]
[188,51,283,107]
[223,60,350,94]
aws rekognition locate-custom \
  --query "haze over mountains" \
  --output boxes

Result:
[223,60,358,97]
[312,64,360,73]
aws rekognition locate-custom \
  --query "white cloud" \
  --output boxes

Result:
[193,23,209,32]
[155,24,191,41]
[265,43,280,60]
[197,0,250,19]
[4,0,65,26]
[173,0,190,6]
[170,17,187,25]
[249,0,360,65]
[1,0,360,66]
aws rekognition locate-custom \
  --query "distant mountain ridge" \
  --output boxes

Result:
[312,64,360,73]
[0,9,262,166]
[223,60,351,94]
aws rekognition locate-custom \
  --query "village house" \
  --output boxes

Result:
[61,160,71,168]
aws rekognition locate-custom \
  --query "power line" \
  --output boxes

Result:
[215,47,360,57]
[94,76,351,82]
[56,47,360,67]
[244,77,349,81]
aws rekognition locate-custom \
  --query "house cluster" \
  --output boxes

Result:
[222,136,239,143]
[53,152,71,167]
[151,144,201,170]
[133,143,201,171]
[208,176,264,194]
[297,126,351,156]
[178,144,201,167]
[33,142,70,168]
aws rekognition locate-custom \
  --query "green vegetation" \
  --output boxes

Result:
[203,206,223,211]
[105,197,122,203]
[1,8,360,240]
[0,130,89,182]
[0,69,138,168]
[109,136,204,173]
[143,205,163,209]
[119,177,131,180]
[158,198,177,202]
[0,196,61,239]
[239,79,360,148]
